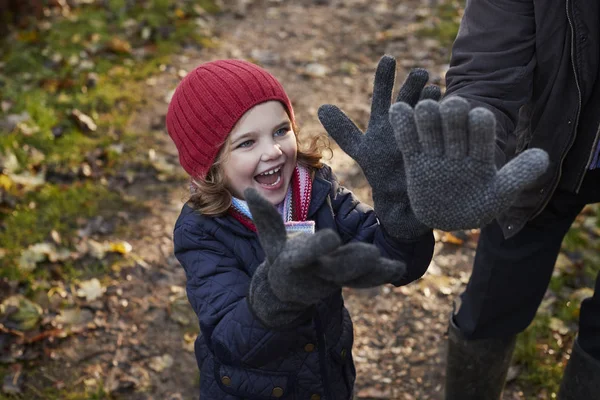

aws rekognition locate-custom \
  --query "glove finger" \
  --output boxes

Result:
[440,96,470,159]
[244,188,286,263]
[370,55,397,118]
[419,85,442,102]
[313,243,380,283]
[494,148,550,204]
[342,258,407,288]
[282,229,342,270]
[467,107,496,163]
[318,104,363,157]
[395,68,429,107]
[414,99,444,156]
[390,102,421,156]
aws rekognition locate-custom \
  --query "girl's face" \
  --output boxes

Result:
[223,101,298,205]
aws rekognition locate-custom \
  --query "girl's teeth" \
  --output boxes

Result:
[261,167,280,176]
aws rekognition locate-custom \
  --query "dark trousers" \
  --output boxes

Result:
[455,168,600,360]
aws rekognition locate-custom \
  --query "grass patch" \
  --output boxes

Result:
[0,182,127,283]
[417,0,463,47]
[0,3,217,395]
[513,315,573,396]
[0,0,219,287]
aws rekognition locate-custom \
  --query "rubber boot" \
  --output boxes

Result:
[558,339,600,400]
[445,317,517,400]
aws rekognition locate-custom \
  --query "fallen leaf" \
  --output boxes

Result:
[0,295,43,331]
[56,308,94,327]
[549,317,570,335]
[7,171,46,189]
[18,243,52,272]
[106,37,132,54]
[0,151,20,173]
[77,278,104,302]
[148,354,174,372]
[109,241,132,255]
[71,109,97,132]
[440,231,465,245]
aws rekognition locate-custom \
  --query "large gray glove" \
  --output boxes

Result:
[318,55,441,240]
[389,96,550,231]
[245,188,406,327]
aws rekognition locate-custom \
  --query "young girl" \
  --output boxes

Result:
[166,57,436,400]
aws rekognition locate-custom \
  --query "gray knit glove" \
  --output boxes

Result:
[389,96,550,231]
[318,55,441,239]
[245,188,406,327]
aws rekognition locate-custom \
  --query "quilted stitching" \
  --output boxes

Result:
[173,164,427,399]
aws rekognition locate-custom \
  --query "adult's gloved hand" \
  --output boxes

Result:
[318,55,441,240]
[245,188,406,327]
[389,96,550,231]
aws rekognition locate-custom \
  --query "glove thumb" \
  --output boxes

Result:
[495,148,549,204]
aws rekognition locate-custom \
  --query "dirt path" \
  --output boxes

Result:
[43,1,526,399]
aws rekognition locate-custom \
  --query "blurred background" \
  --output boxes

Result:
[1,1,599,399]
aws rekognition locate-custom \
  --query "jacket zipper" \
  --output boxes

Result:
[314,310,333,400]
[569,0,600,189]
[530,0,582,219]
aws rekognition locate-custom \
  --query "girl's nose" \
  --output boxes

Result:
[261,143,283,161]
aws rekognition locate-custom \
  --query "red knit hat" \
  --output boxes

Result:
[166,59,295,179]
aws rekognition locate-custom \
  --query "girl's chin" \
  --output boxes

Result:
[256,186,288,205]
[253,180,289,204]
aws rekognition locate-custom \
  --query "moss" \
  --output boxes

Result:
[511,211,600,396]
[416,0,463,48]
[0,182,127,281]
[0,0,216,275]
[513,315,570,397]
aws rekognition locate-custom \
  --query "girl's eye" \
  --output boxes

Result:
[237,140,253,148]
[274,127,290,137]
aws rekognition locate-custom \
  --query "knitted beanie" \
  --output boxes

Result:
[166,59,295,179]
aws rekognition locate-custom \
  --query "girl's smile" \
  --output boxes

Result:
[223,101,298,205]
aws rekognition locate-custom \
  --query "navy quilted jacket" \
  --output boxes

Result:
[173,164,434,400]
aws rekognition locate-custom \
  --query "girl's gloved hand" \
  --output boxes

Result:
[245,188,406,327]
[318,55,441,240]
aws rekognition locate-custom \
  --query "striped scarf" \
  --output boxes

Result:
[229,165,315,234]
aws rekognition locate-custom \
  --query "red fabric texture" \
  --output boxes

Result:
[166,59,295,179]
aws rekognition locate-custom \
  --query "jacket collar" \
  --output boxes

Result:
[308,168,332,218]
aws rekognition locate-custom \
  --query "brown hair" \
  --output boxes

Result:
[187,121,331,216]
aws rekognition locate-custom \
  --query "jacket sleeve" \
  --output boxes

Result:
[445,0,536,165]
[328,173,434,286]
[174,221,307,368]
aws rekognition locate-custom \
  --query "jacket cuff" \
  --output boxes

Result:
[376,228,435,286]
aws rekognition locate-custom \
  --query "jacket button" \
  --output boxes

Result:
[311,394,321,400]
[567,119,572,125]
[221,376,231,386]
[507,225,513,231]
[272,387,284,397]
[304,343,315,352]
[340,348,347,359]
[540,188,545,194]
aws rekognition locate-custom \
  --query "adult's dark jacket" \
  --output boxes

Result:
[173,164,434,399]
[445,0,600,238]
